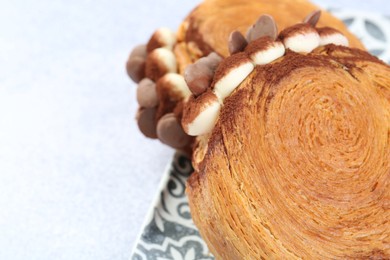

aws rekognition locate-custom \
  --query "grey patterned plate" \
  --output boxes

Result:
[131,10,390,260]
[132,153,212,260]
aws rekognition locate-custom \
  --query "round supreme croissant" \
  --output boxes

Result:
[126,0,364,151]
[184,14,390,259]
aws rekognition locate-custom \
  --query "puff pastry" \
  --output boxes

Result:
[128,1,390,258]
[186,28,390,260]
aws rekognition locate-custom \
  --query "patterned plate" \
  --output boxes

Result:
[131,10,390,260]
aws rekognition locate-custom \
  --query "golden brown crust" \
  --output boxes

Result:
[187,45,390,259]
[173,42,193,75]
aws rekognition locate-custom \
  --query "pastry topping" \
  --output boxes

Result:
[145,48,177,81]
[127,28,181,140]
[129,44,147,59]
[182,91,221,136]
[245,26,254,43]
[184,52,223,96]
[136,78,158,108]
[146,27,176,52]
[279,23,320,53]
[303,10,321,27]
[204,52,223,70]
[155,73,191,123]
[245,37,285,65]
[184,62,214,96]
[317,27,349,46]
[126,56,146,83]
[136,107,158,139]
[156,113,192,148]
[248,15,278,42]
[158,73,192,100]
[228,31,248,55]
[212,52,254,101]
[126,44,148,83]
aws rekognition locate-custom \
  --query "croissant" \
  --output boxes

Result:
[184,17,390,259]
[127,0,365,151]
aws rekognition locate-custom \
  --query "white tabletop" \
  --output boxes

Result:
[0,0,389,259]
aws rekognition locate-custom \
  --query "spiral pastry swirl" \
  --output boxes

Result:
[187,45,390,259]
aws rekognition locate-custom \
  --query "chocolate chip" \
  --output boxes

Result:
[304,10,321,27]
[228,31,248,55]
[126,56,146,83]
[136,78,158,108]
[136,107,158,139]
[196,52,223,73]
[205,52,223,70]
[184,62,214,96]
[130,44,147,59]
[157,113,191,149]
[183,52,222,96]
[246,25,254,42]
[250,15,278,41]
